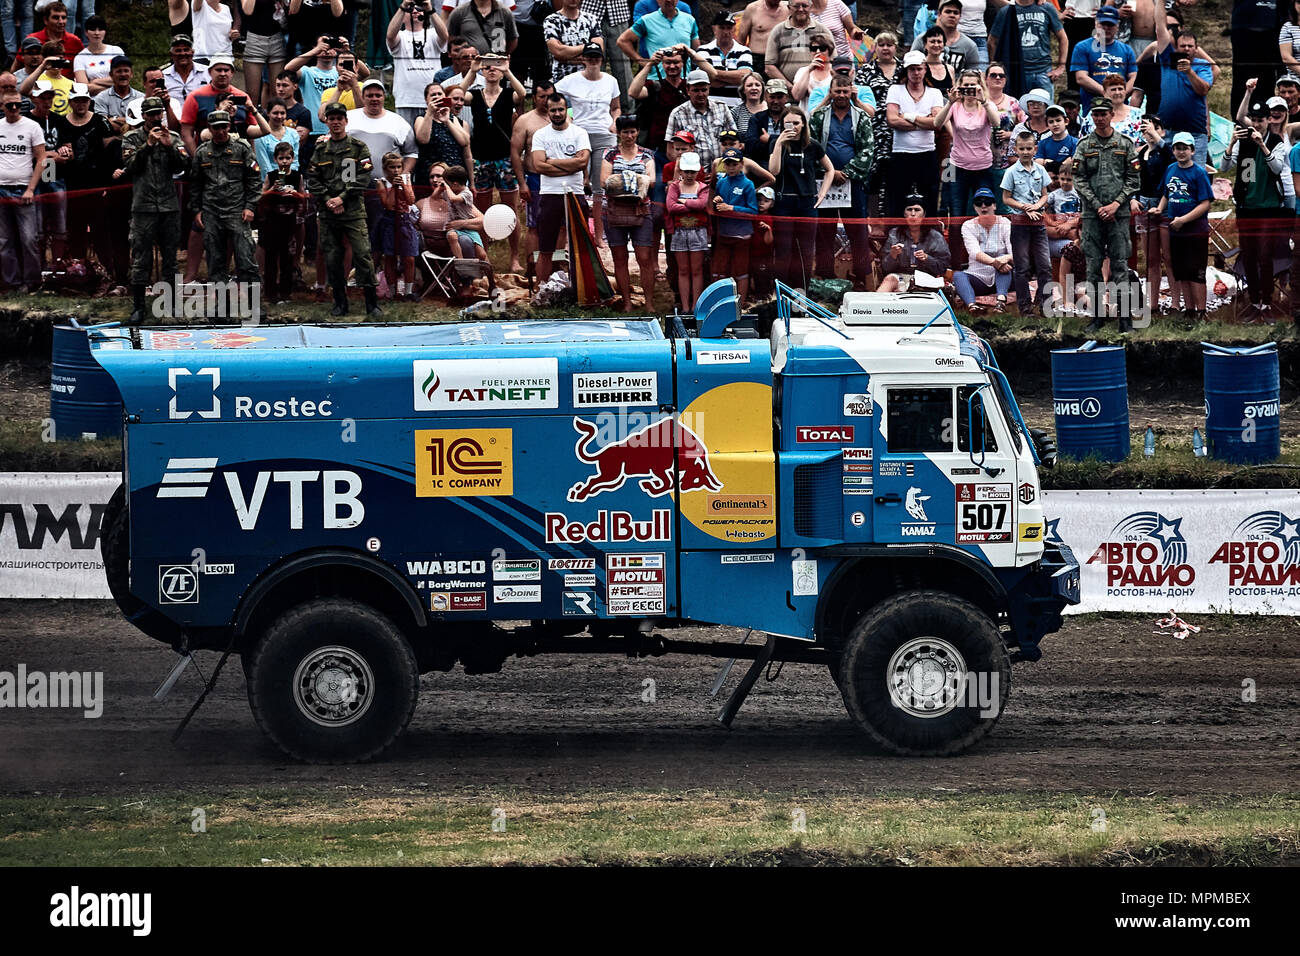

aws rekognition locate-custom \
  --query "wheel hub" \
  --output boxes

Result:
[886,637,968,718]
[293,646,375,727]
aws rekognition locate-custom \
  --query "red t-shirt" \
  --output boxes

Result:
[27,29,83,77]
[181,83,251,128]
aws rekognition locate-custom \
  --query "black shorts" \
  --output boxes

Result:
[1169,232,1208,282]
[537,192,589,254]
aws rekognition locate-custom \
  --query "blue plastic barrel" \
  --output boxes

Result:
[50,324,123,441]
[1203,342,1280,464]
[1051,341,1130,461]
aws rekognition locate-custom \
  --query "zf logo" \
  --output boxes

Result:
[168,367,221,420]
[415,429,514,497]
[158,565,199,604]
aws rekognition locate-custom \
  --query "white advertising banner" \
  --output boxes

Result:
[1045,489,1300,614]
[0,473,116,599]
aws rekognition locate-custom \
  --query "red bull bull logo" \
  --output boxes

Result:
[567,416,723,503]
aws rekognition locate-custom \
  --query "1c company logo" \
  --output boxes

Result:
[415,428,513,497]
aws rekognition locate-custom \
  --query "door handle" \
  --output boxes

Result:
[875,494,901,505]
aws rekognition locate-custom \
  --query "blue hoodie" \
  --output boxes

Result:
[713,171,757,239]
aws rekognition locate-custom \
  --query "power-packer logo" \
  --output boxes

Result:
[1209,511,1300,595]
[1086,511,1195,597]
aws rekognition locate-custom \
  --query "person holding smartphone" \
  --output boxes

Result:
[767,106,833,287]
[933,69,998,218]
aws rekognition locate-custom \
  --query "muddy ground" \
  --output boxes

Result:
[1,602,1295,797]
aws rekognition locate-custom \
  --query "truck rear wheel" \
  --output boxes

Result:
[100,483,144,618]
[838,591,1010,756]
[246,598,419,763]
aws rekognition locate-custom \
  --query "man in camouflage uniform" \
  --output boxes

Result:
[306,101,381,317]
[121,96,188,323]
[1073,99,1141,333]
[190,111,261,293]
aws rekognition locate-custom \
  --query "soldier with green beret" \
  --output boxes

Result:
[306,101,382,316]
[1073,98,1141,333]
[121,96,189,323]
[190,110,262,295]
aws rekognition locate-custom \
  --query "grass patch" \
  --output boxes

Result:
[1,788,1297,866]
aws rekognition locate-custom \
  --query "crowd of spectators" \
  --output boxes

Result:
[0,0,1295,329]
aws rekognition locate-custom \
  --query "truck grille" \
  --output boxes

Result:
[793,460,842,538]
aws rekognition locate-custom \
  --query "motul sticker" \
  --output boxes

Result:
[796,426,855,443]
[606,552,665,614]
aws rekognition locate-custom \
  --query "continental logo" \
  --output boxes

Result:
[1018,522,1043,541]
[416,429,513,497]
[706,494,774,516]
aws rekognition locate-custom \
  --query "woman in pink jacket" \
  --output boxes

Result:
[666,151,712,309]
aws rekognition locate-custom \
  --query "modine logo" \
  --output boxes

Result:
[1209,511,1300,594]
[1087,511,1195,596]
[1054,396,1101,419]
[413,358,558,411]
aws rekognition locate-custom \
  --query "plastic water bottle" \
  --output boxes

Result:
[1144,426,1155,458]
[1192,428,1205,457]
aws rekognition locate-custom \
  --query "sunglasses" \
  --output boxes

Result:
[974,200,994,206]
[987,72,1005,79]
[810,46,831,52]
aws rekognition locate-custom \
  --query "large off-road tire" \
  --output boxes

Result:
[839,591,1011,756]
[100,483,145,618]
[247,598,419,763]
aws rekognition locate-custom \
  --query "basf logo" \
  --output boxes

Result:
[1086,511,1195,598]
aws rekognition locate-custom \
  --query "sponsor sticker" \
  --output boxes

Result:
[720,552,775,564]
[493,584,542,604]
[564,573,597,587]
[792,559,818,596]
[201,563,234,575]
[1018,523,1043,541]
[606,552,666,614]
[842,447,873,462]
[492,558,541,581]
[572,371,658,407]
[850,511,865,527]
[843,393,873,416]
[706,493,773,516]
[416,428,513,497]
[696,350,750,365]
[545,509,672,543]
[431,591,487,612]
[158,565,199,604]
[796,426,855,443]
[548,558,596,570]
[1019,482,1037,504]
[955,484,1013,542]
[563,590,597,615]
[414,358,558,411]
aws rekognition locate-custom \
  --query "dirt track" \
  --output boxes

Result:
[1,602,1296,797]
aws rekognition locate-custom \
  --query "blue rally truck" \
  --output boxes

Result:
[92,284,1079,762]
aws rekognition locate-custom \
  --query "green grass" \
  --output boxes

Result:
[2,788,1297,866]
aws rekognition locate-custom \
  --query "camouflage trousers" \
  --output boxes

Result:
[320,215,377,292]
[1081,213,1131,285]
[129,210,181,286]
[202,212,259,282]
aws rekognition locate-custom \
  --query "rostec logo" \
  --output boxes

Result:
[567,416,722,502]
[157,458,217,499]
[1087,511,1195,596]
[168,367,221,420]
[412,358,558,411]
[158,565,199,604]
[796,426,855,443]
[415,428,513,497]
[1209,511,1300,594]
[1054,396,1101,418]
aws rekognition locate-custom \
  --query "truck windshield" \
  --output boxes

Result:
[988,375,1025,455]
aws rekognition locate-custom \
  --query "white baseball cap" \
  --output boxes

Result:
[678,151,701,172]
[685,69,710,86]
[902,51,925,68]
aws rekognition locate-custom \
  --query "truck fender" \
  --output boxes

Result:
[233,549,427,641]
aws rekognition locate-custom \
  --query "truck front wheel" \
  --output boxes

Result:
[246,598,419,763]
[838,591,1010,756]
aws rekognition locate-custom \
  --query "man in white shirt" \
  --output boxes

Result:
[530,90,590,283]
[347,78,419,232]
[0,91,47,291]
[162,35,210,104]
[388,0,449,128]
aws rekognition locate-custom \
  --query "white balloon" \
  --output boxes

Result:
[483,203,518,241]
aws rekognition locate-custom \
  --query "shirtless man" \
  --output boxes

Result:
[511,76,556,264]
[737,0,788,78]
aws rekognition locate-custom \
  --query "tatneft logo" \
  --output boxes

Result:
[50,887,151,936]
[413,358,559,411]
[167,367,332,420]
[0,666,103,718]
[415,429,513,497]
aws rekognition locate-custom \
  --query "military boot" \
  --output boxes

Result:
[330,288,348,317]
[364,286,383,317]
[129,284,148,324]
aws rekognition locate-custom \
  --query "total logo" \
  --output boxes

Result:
[166,367,333,420]
[1208,511,1300,591]
[796,426,854,443]
[1086,511,1195,594]
[155,458,365,530]
[1054,396,1101,419]
[567,416,721,502]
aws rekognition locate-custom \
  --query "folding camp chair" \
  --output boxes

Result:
[418,252,495,302]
